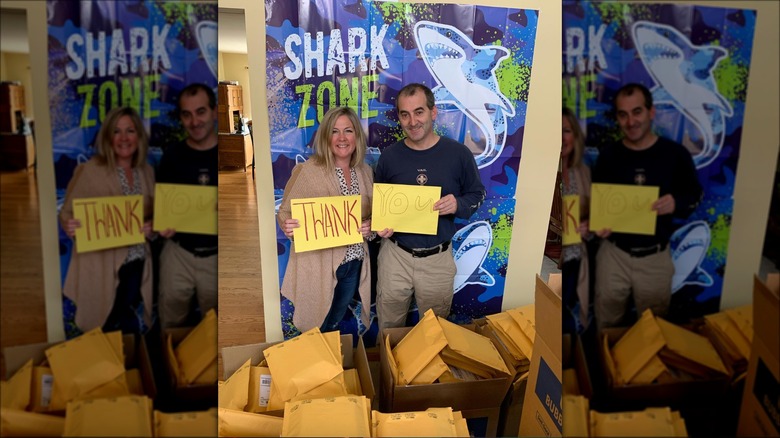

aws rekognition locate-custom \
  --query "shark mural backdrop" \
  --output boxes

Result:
[47,0,218,338]
[266,0,539,342]
[562,1,756,320]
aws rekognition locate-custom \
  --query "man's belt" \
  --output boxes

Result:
[179,243,218,258]
[611,239,667,258]
[389,237,450,258]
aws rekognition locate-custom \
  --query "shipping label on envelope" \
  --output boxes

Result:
[562,195,581,246]
[371,183,440,235]
[153,183,217,235]
[590,183,659,235]
[290,195,362,253]
[72,195,145,253]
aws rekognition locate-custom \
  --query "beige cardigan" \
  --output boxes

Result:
[277,160,374,332]
[59,159,155,332]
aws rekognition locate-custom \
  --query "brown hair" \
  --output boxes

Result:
[94,107,149,169]
[397,83,436,111]
[563,107,585,169]
[310,106,366,171]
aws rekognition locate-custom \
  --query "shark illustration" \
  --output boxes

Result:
[670,220,714,293]
[413,21,515,169]
[274,154,308,215]
[195,21,218,78]
[631,21,733,169]
[452,221,495,295]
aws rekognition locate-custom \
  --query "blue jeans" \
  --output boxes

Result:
[321,259,361,332]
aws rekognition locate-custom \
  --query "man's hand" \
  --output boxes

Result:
[377,228,394,239]
[652,194,676,216]
[159,228,176,239]
[433,194,457,216]
[595,228,612,239]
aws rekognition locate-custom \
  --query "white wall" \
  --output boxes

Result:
[218,52,252,121]
[0,51,34,121]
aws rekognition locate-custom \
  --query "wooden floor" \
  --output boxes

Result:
[0,169,47,351]
[217,168,265,379]
[0,167,266,380]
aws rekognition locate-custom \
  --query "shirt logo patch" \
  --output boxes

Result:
[416,174,428,185]
[198,173,210,185]
[634,173,646,185]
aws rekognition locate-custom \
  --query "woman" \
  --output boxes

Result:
[277,107,374,333]
[562,107,592,334]
[60,107,155,334]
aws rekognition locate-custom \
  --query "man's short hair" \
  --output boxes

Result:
[396,83,435,111]
[178,83,216,110]
[614,83,653,111]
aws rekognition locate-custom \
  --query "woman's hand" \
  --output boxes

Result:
[142,220,154,239]
[283,218,300,239]
[579,219,590,239]
[64,218,81,238]
[360,219,372,238]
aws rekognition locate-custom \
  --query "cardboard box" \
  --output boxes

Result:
[597,325,730,407]
[562,333,593,400]
[3,333,157,405]
[519,275,563,437]
[380,324,513,438]
[737,274,779,437]
[163,327,217,405]
[221,333,374,415]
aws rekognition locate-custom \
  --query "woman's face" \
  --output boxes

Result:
[329,115,357,166]
[112,115,139,164]
[562,116,574,158]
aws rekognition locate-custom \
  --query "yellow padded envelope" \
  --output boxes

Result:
[175,308,218,385]
[392,309,448,385]
[217,407,283,437]
[64,395,153,437]
[1,359,32,410]
[44,328,125,401]
[409,354,448,385]
[282,395,371,437]
[154,408,217,437]
[246,366,272,413]
[590,407,683,437]
[219,358,251,411]
[562,395,589,438]
[263,328,343,401]
[610,309,665,384]
[437,317,511,377]
[485,312,527,361]
[656,317,728,375]
[0,408,65,437]
[372,407,459,437]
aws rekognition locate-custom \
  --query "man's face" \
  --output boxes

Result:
[615,92,655,146]
[397,91,437,146]
[179,89,217,145]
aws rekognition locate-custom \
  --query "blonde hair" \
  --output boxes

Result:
[310,107,366,170]
[563,107,585,169]
[94,107,149,169]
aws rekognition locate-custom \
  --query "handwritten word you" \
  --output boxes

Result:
[375,185,434,216]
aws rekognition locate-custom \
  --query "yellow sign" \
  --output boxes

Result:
[290,195,362,253]
[371,183,441,235]
[153,184,217,235]
[72,195,145,253]
[562,194,581,246]
[590,183,659,235]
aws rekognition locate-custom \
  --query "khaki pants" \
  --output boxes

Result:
[159,239,217,329]
[594,240,673,329]
[376,239,456,331]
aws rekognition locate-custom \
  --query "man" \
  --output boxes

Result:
[157,83,219,328]
[374,83,486,330]
[592,83,702,328]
